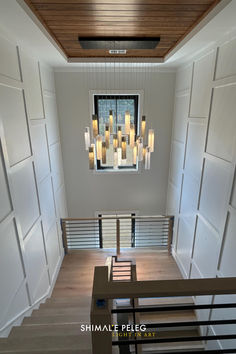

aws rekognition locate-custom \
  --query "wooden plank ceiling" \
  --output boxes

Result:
[24,0,221,59]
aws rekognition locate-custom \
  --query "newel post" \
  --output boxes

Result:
[168,216,174,256]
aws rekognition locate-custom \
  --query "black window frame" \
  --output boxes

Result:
[94,94,139,171]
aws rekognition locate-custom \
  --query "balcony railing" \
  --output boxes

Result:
[61,215,174,255]
[90,256,236,354]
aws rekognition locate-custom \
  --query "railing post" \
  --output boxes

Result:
[90,298,113,354]
[98,215,103,249]
[131,213,135,247]
[167,216,174,256]
[60,219,68,254]
[116,218,120,256]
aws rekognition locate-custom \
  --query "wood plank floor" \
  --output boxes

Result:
[0,249,184,353]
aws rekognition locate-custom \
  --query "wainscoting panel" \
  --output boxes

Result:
[184,121,206,181]
[0,146,12,222]
[0,33,67,337]
[189,50,215,118]
[10,160,40,238]
[30,123,51,183]
[23,221,49,303]
[20,50,44,120]
[38,175,56,236]
[0,36,21,81]
[0,85,31,166]
[215,36,236,80]
[206,84,236,162]
[192,217,221,278]
[199,158,232,232]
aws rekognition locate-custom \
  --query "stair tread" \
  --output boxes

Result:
[31,307,88,317]
[0,350,90,354]
[0,334,91,352]
[22,314,89,325]
[139,297,194,306]
[10,324,82,338]
[136,310,196,324]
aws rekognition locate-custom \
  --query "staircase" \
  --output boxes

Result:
[116,297,205,353]
[0,296,92,353]
[0,296,204,354]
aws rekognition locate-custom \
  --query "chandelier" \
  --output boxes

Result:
[84,109,154,171]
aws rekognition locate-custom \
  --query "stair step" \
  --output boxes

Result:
[31,307,87,317]
[10,324,81,338]
[0,334,91,352]
[139,310,196,324]
[22,314,89,325]
[41,298,91,309]
[139,297,194,306]
[131,329,205,353]
[0,351,90,354]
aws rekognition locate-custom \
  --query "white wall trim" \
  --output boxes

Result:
[0,252,64,338]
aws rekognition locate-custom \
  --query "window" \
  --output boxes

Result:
[94,94,139,170]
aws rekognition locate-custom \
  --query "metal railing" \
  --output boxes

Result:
[61,215,174,255]
[90,258,236,354]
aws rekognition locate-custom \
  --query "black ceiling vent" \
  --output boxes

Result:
[78,37,160,50]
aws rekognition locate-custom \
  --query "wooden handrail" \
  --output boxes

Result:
[92,265,236,299]
[61,215,173,221]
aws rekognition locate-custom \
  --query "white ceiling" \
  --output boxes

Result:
[0,0,235,70]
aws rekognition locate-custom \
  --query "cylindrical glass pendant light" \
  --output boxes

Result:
[118,147,122,166]
[137,137,143,161]
[102,142,106,164]
[92,114,98,138]
[109,110,113,133]
[148,129,154,152]
[117,126,122,147]
[84,127,90,151]
[125,111,130,135]
[141,115,146,139]
[105,124,110,148]
[145,146,151,170]
[96,135,102,160]
[113,147,118,169]
[143,145,146,163]
[130,124,135,148]
[133,143,137,165]
[121,137,126,159]
[89,146,95,170]
[113,134,118,149]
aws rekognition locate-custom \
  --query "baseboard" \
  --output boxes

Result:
[172,248,188,279]
[0,252,64,337]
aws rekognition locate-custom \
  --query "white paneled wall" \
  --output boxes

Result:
[167,34,236,350]
[0,35,67,337]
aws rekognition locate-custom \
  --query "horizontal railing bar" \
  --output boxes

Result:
[66,229,99,232]
[154,350,236,354]
[111,303,236,314]
[68,247,100,249]
[112,334,236,346]
[135,245,167,247]
[65,225,100,228]
[135,240,168,243]
[130,318,236,329]
[135,236,169,239]
[67,236,100,239]
[68,242,100,245]
[67,233,99,238]
[67,232,100,235]
[63,215,172,221]
[65,221,100,224]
